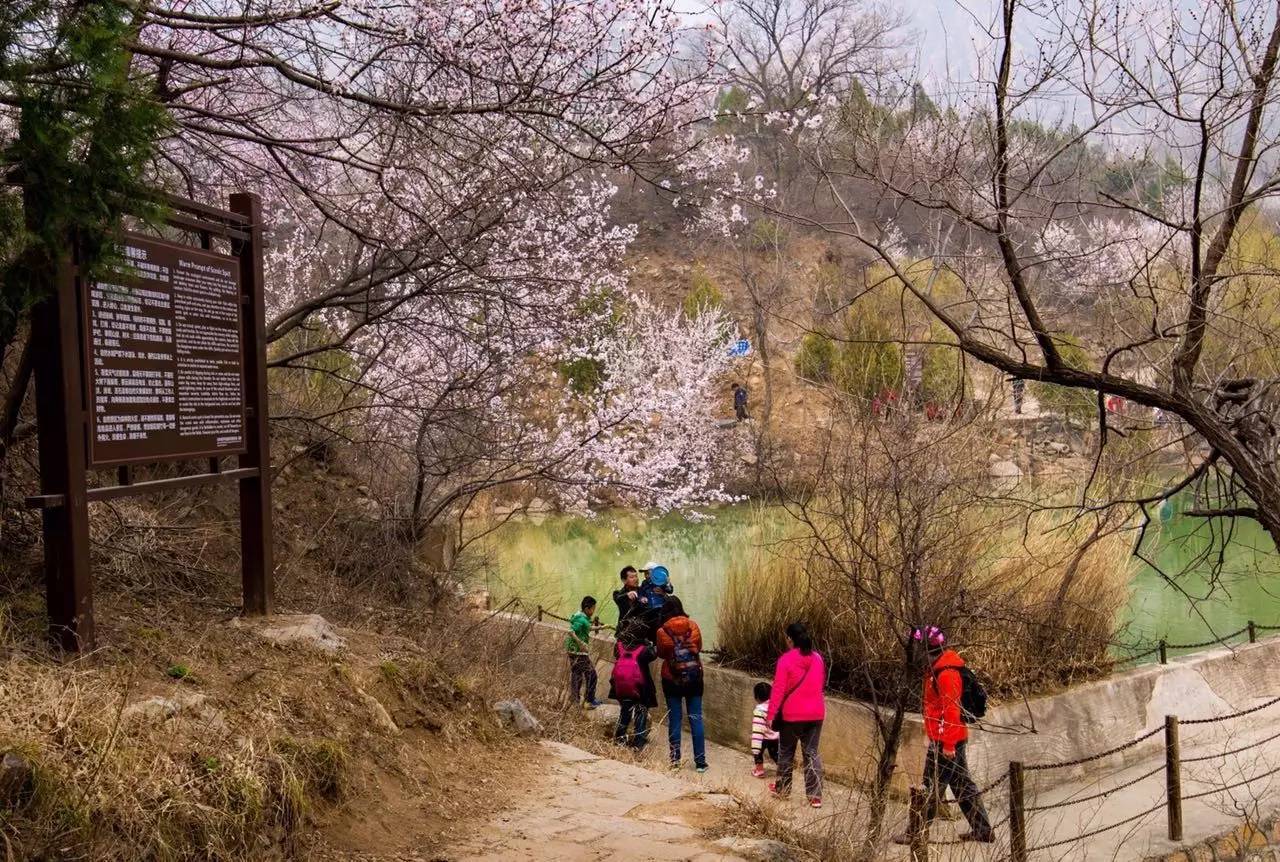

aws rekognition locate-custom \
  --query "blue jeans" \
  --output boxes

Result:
[666,694,706,767]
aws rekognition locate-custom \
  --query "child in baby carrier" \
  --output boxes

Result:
[637,562,674,638]
[611,621,657,749]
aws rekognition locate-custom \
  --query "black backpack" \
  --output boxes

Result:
[934,665,988,722]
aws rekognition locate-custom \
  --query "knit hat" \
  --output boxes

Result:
[912,625,946,647]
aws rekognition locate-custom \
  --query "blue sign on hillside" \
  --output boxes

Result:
[728,339,751,357]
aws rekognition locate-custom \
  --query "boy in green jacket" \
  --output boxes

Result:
[566,596,600,708]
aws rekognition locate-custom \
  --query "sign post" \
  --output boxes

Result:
[31,254,95,652]
[231,192,273,616]
[27,191,273,650]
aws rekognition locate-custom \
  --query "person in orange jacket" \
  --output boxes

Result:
[895,625,994,844]
[655,597,707,772]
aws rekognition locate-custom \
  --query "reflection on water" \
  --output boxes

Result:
[470,500,1280,652]
[1123,495,1280,648]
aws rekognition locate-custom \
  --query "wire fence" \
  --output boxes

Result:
[499,590,1276,667]
[957,697,1280,861]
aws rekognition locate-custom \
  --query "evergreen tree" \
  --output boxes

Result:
[0,0,166,353]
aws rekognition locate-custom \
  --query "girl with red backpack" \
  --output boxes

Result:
[610,619,658,749]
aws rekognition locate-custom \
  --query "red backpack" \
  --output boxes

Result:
[612,643,646,700]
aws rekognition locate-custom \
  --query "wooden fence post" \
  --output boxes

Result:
[1010,762,1027,862]
[1158,640,1168,664]
[1165,715,1183,842]
[909,786,929,862]
[1248,620,1257,643]
[537,605,544,622]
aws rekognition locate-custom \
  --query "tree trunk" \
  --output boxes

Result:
[752,299,772,486]
[860,694,909,861]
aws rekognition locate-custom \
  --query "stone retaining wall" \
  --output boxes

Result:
[491,612,1280,795]
[967,635,1280,793]
[490,612,928,791]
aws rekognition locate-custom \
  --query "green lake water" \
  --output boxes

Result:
[469,501,1280,653]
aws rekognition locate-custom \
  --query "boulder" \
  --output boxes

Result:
[123,692,229,732]
[712,836,799,862]
[239,613,347,653]
[988,459,1022,488]
[355,688,400,735]
[493,699,541,736]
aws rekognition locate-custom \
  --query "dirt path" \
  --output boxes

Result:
[446,741,751,861]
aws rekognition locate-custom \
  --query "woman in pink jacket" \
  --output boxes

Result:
[765,621,826,807]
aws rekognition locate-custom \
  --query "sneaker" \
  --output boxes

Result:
[585,700,602,710]
[959,832,995,844]
[751,764,766,779]
[668,760,682,771]
[696,764,709,774]
[808,798,822,809]
[767,782,789,798]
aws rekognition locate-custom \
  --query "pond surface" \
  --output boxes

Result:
[468,500,1280,653]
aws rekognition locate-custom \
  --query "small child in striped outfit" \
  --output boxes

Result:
[751,681,779,778]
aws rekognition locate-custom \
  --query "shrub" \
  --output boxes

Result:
[833,315,902,402]
[557,356,604,395]
[683,263,725,319]
[795,332,837,382]
[1031,337,1095,423]
[919,335,967,404]
[749,218,786,250]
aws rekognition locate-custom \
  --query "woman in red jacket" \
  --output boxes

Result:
[764,621,826,808]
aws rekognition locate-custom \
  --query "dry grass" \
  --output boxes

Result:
[716,515,1134,702]
[0,594,540,861]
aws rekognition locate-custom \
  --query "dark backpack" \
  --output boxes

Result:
[662,625,703,685]
[612,643,646,701]
[934,665,987,721]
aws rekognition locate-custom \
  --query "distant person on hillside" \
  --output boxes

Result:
[614,566,642,632]
[894,625,994,845]
[750,681,780,778]
[637,562,674,638]
[732,382,749,421]
[565,595,601,709]
[610,623,658,749]
[1010,377,1025,414]
[765,621,826,808]
[656,597,708,772]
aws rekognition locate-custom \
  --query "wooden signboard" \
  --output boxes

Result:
[83,234,248,466]
[27,192,274,652]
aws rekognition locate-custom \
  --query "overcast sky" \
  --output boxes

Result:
[912,0,995,89]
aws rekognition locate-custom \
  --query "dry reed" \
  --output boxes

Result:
[716,516,1134,702]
